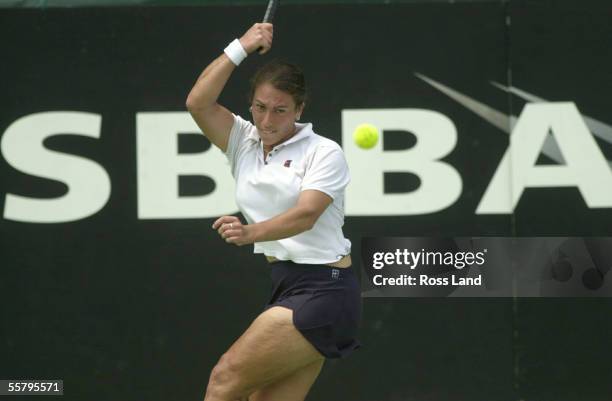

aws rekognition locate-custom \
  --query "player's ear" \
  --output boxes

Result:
[296,103,305,120]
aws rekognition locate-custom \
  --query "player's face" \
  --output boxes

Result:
[251,82,304,149]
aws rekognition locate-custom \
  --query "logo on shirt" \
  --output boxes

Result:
[283,160,292,167]
[331,269,340,280]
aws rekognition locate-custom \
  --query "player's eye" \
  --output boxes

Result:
[255,104,265,112]
[275,109,286,114]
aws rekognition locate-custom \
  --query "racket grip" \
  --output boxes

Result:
[263,0,278,23]
[257,0,278,53]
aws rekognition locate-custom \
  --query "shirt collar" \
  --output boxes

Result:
[281,122,314,146]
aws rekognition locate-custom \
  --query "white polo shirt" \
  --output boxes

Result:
[225,114,351,264]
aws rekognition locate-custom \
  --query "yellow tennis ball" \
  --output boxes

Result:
[353,124,379,149]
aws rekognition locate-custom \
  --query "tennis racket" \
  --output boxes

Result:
[263,0,279,23]
[257,0,278,53]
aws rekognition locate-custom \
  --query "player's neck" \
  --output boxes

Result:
[263,125,298,153]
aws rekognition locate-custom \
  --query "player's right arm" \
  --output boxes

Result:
[186,23,273,153]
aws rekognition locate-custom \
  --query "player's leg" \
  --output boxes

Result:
[203,306,324,401]
[248,358,324,401]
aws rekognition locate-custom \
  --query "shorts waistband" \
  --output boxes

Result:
[269,260,355,277]
[266,255,351,268]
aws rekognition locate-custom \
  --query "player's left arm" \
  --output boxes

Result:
[213,190,331,246]
[213,144,348,246]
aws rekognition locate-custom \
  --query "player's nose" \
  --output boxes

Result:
[261,110,272,125]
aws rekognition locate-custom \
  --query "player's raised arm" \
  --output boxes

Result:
[185,23,273,153]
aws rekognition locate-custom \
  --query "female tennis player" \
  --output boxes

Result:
[186,22,361,401]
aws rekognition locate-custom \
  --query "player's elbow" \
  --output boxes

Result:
[185,93,198,111]
[186,94,217,116]
[299,208,320,232]
[302,218,316,232]
[186,90,208,111]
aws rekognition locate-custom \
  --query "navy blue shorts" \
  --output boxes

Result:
[264,261,362,359]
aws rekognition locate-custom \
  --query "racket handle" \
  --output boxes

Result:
[257,0,278,53]
[263,0,278,23]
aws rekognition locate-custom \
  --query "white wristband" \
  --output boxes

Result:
[224,38,248,66]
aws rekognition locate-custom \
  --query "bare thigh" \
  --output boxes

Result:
[204,306,325,400]
[249,359,324,401]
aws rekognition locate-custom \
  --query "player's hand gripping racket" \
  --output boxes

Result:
[257,0,278,53]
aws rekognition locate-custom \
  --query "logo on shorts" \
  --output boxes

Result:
[283,160,292,167]
[331,269,340,280]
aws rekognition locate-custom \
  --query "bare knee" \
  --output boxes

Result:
[205,353,245,401]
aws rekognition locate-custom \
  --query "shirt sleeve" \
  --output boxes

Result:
[225,114,254,176]
[300,144,350,200]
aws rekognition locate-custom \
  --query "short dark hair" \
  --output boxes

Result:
[249,60,307,109]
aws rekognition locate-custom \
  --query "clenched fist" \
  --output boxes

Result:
[239,23,274,55]
[212,215,257,246]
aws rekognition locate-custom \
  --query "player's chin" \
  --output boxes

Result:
[258,129,277,136]
[260,136,280,147]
